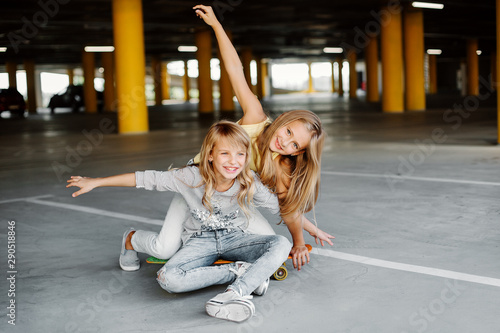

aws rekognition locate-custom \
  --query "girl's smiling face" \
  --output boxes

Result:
[209,139,247,185]
[270,120,312,156]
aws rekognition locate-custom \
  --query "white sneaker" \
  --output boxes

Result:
[119,228,140,271]
[206,289,255,323]
[231,261,270,296]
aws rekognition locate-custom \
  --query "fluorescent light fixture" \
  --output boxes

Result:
[476,50,482,56]
[0,47,7,52]
[84,46,115,52]
[178,46,198,52]
[427,49,442,55]
[323,47,343,54]
[412,2,444,9]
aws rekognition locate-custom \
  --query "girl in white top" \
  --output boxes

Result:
[67,121,292,323]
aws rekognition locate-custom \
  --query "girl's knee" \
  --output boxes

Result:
[273,235,292,255]
[156,267,184,293]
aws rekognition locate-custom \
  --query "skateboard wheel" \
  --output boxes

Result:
[273,266,288,281]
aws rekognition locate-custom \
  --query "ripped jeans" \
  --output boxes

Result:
[131,194,276,259]
[156,229,291,296]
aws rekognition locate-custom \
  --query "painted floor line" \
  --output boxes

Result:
[0,194,54,205]
[312,248,500,288]
[25,198,164,226]
[322,170,500,187]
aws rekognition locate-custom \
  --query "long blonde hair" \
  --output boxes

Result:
[257,110,325,217]
[197,120,255,217]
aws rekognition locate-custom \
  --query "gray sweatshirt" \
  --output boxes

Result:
[135,166,279,243]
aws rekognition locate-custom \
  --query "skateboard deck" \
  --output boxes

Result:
[146,244,312,281]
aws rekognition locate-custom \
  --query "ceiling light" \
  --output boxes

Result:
[0,47,7,52]
[476,50,482,56]
[427,49,442,55]
[412,2,444,9]
[178,46,197,52]
[84,46,115,52]
[323,47,343,54]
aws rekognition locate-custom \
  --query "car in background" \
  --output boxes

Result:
[0,87,26,118]
[48,85,103,113]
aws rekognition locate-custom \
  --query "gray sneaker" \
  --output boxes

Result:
[119,228,140,271]
[206,289,255,322]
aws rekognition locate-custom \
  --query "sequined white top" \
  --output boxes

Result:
[136,166,279,243]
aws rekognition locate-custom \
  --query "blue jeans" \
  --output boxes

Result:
[156,229,291,296]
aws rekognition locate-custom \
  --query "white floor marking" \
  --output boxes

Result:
[322,171,500,186]
[312,248,500,288]
[0,194,54,205]
[25,198,164,226]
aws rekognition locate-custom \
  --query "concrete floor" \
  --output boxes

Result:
[1,92,499,333]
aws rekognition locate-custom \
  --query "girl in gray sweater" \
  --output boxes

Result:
[67,121,291,323]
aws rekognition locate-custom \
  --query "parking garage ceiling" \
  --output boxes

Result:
[0,0,496,68]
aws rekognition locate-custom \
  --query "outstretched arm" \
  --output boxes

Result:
[302,218,335,246]
[66,173,136,197]
[193,4,266,125]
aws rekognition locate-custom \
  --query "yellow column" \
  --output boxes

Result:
[256,58,264,99]
[151,55,162,106]
[428,54,438,94]
[112,0,148,134]
[161,63,170,100]
[496,0,500,143]
[195,29,213,113]
[82,51,97,113]
[101,51,115,111]
[67,68,74,85]
[6,61,17,88]
[381,4,404,112]
[183,60,190,102]
[404,8,426,111]
[307,62,314,93]
[331,61,336,93]
[261,61,268,98]
[241,48,253,90]
[348,51,358,98]
[337,58,344,96]
[466,39,479,96]
[24,60,37,113]
[365,36,379,102]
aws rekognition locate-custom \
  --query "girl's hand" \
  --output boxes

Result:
[193,5,220,27]
[66,176,98,197]
[308,228,335,247]
[290,245,310,271]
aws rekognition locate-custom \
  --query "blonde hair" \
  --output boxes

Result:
[197,120,255,217]
[257,110,325,217]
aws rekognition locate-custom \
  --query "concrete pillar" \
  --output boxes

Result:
[428,54,438,94]
[491,52,497,91]
[82,51,98,113]
[151,55,162,106]
[365,36,379,102]
[380,4,404,112]
[67,68,74,85]
[331,61,336,93]
[307,61,314,93]
[195,29,213,113]
[6,61,17,88]
[336,58,344,96]
[218,30,234,111]
[404,8,426,111]
[101,51,115,112]
[112,0,149,134]
[183,60,190,102]
[466,38,479,96]
[24,60,37,113]
[348,51,357,98]
[161,62,170,100]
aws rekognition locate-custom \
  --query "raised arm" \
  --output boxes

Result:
[193,4,267,125]
[66,173,136,197]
